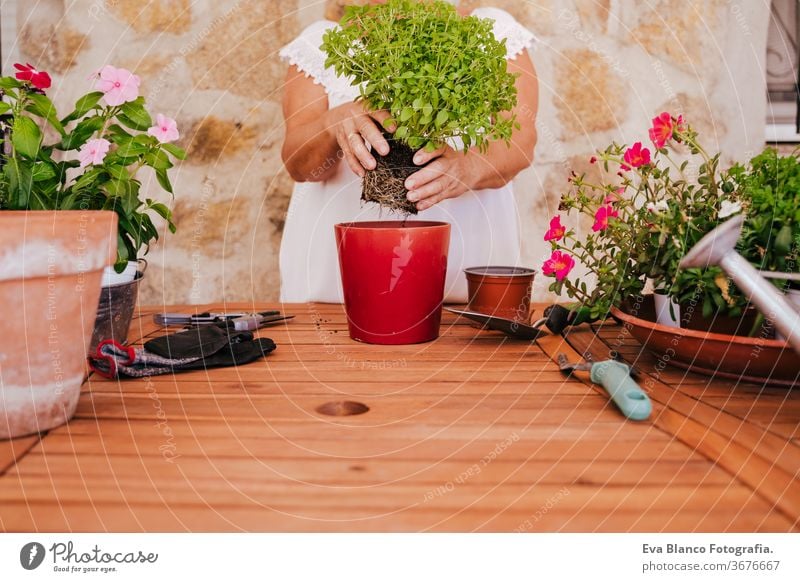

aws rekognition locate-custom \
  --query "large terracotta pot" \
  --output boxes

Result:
[335,221,450,344]
[0,211,117,439]
[612,294,799,387]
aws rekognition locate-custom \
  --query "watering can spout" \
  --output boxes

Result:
[679,215,745,270]
[679,216,800,356]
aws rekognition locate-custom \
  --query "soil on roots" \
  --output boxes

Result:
[362,129,428,215]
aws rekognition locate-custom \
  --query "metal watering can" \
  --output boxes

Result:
[679,215,800,355]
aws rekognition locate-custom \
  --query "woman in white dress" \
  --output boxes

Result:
[279,0,539,303]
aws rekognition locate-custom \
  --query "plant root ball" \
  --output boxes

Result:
[361,131,426,215]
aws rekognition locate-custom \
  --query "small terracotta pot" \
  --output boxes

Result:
[335,221,450,344]
[465,266,536,322]
[0,211,117,439]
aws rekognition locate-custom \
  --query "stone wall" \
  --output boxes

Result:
[16,0,769,305]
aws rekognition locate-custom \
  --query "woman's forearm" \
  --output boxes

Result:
[281,108,341,183]
[467,126,537,190]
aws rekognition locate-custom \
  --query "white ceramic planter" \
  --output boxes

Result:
[101,260,138,287]
[653,291,681,328]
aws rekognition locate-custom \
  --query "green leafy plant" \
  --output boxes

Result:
[323,0,518,152]
[730,148,800,285]
[0,63,183,271]
[321,0,519,213]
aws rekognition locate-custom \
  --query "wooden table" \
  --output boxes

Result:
[1,303,798,532]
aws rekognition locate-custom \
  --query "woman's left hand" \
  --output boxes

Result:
[404,146,478,212]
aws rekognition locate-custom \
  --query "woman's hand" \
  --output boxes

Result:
[328,102,395,178]
[404,146,479,212]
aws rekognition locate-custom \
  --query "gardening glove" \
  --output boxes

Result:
[89,325,277,379]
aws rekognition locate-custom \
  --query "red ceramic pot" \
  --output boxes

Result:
[335,221,450,344]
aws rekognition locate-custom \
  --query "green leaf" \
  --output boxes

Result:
[12,116,43,158]
[145,149,171,171]
[394,126,409,139]
[400,107,413,122]
[435,109,449,127]
[106,164,130,181]
[58,116,104,150]
[31,162,57,182]
[25,93,65,135]
[161,143,187,160]
[115,139,149,159]
[119,98,152,131]
[155,168,173,194]
[0,102,11,115]
[61,91,104,124]
[0,77,22,90]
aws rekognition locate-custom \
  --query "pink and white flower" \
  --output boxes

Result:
[147,114,180,143]
[95,65,140,106]
[78,138,111,168]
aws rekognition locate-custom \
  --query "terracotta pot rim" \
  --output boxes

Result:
[610,304,788,348]
[464,266,537,278]
[335,220,450,230]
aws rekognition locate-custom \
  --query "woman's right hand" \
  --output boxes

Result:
[328,102,395,177]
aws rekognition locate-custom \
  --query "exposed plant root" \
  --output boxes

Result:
[360,128,424,215]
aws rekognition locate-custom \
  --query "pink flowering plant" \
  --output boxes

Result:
[544,112,749,320]
[0,63,183,270]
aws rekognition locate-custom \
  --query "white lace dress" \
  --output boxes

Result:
[278,7,536,303]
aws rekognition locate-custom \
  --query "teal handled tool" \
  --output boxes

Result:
[557,354,652,421]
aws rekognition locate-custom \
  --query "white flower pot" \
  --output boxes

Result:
[101,261,138,286]
[654,291,681,328]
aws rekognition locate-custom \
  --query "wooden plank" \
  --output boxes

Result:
[82,379,594,397]
[0,478,768,515]
[73,392,636,425]
[14,453,732,486]
[36,431,703,462]
[0,436,40,475]
[1,500,792,533]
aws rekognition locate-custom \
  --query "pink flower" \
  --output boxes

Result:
[95,65,140,106]
[78,138,111,168]
[147,114,180,143]
[14,63,51,90]
[542,251,575,282]
[621,142,651,170]
[648,112,673,148]
[544,216,566,242]
[592,205,618,232]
